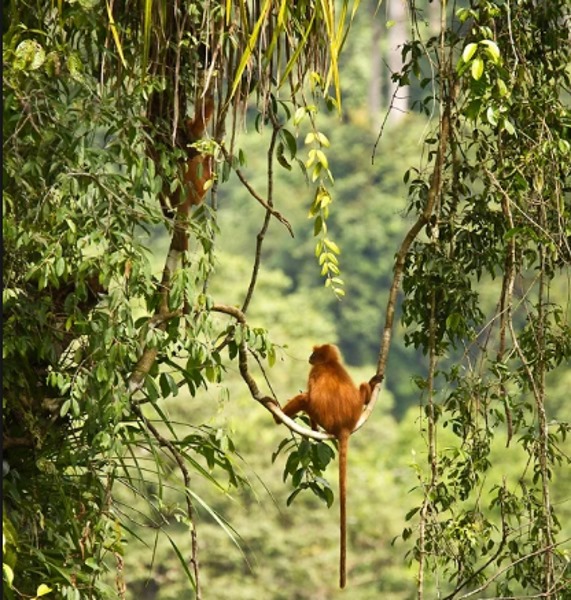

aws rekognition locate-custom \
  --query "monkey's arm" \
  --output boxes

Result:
[368,373,384,388]
[359,382,372,406]
[359,374,383,407]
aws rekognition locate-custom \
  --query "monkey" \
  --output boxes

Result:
[169,92,215,253]
[147,90,215,252]
[280,344,374,588]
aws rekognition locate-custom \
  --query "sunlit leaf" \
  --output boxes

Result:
[471,57,484,80]
[462,43,478,63]
[481,39,501,64]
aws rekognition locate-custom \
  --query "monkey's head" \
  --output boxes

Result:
[309,344,341,365]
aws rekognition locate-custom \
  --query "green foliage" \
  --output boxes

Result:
[273,436,336,507]
[3,0,571,598]
[394,0,571,596]
[4,4,157,594]
[2,1,368,598]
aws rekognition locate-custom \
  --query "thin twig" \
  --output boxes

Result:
[219,146,294,236]
[417,288,439,600]
[496,167,516,447]
[242,119,280,313]
[455,542,562,600]
[131,402,201,597]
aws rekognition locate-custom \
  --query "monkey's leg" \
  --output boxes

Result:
[281,393,309,418]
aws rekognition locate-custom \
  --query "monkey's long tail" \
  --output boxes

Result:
[339,431,350,589]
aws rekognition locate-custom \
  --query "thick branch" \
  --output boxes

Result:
[353,381,383,432]
[128,243,182,394]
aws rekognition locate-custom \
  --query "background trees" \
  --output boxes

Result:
[3,1,570,598]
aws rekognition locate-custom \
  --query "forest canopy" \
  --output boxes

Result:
[3,1,570,598]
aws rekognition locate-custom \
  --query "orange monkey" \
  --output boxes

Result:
[280,344,373,588]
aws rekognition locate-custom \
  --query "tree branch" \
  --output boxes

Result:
[128,234,182,394]
[130,402,201,597]
[211,303,379,440]
[220,145,294,237]
[374,81,457,382]
[241,121,280,313]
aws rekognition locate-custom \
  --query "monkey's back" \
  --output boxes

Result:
[307,361,364,437]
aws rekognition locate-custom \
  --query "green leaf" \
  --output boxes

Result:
[315,149,329,169]
[481,39,501,64]
[286,488,303,506]
[159,372,172,398]
[462,43,478,63]
[3,563,14,588]
[35,584,53,597]
[84,557,100,571]
[291,467,305,487]
[267,346,276,368]
[325,252,338,266]
[314,442,333,469]
[471,57,484,80]
[323,485,334,507]
[276,143,292,170]
[456,8,472,22]
[96,362,107,383]
[446,313,462,332]
[306,148,317,168]
[60,398,71,417]
[293,107,306,126]
[313,216,323,236]
[315,132,330,147]
[496,78,509,97]
[503,119,516,136]
[486,106,498,127]
[284,452,300,478]
[323,238,340,254]
[14,40,46,71]
[281,129,298,158]
[67,52,85,83]
[205,365,217,383]
[465,100,481,121]
[311,163,322,182]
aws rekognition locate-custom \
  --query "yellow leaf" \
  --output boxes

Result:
[471,57,484,80]
[35,584,53,597]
